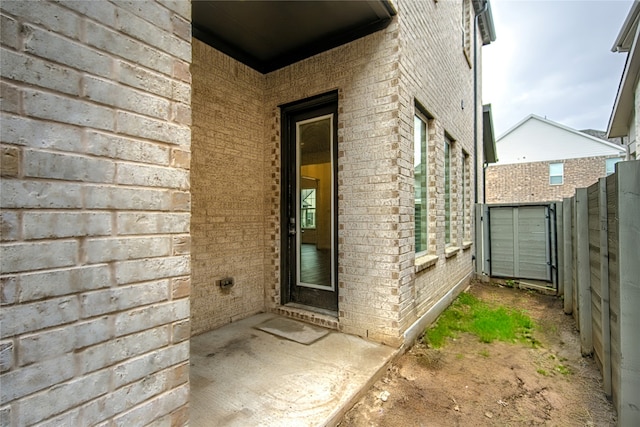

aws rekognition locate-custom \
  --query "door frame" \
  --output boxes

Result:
[279,91,339,311]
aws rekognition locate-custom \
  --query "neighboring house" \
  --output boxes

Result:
[0,0,495,425]
[485,115,625,204]
[608,0,639,160]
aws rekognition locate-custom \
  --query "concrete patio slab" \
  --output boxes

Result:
[190,313,397,427]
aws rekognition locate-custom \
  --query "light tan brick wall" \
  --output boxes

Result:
[396,0,477,333]
[485,156,621,204]
[190,0,480,347]
[190,21,406,344]
[190,40,266,336]
[264,22,404,345]
[0,1,191,425]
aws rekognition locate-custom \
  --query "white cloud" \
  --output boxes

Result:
[482,0,631,136]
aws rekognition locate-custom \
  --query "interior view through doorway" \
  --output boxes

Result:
[281,92,339,313]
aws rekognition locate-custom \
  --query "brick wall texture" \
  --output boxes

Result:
[2,0,483,422]
[485,156,621,204]
[191,0,479,345]
[0,1,192,425]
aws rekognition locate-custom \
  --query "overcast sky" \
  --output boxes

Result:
[482,0,633,137]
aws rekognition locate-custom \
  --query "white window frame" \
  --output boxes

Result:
[549,162,564,185]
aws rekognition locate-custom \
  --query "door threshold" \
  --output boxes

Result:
[286,303,338,318]
[273,303,339,330]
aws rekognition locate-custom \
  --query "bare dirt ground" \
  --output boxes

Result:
[340,281,616,427]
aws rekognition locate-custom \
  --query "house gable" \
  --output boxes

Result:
[496,115,625,165]
[608,0,639,160]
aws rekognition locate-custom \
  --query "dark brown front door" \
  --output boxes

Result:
[281,92,338,312]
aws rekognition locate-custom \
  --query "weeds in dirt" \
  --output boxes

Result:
[537,368,549,376]
[479,349,490,358]
[555,364,571,375]
[423,292,536,348]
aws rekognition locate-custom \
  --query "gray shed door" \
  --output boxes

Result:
[489,206,551,281]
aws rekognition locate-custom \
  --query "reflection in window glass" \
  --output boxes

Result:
[444,138,451,245]
[301,189,316,229]
[462,152,468,239]
[414,115,428,253]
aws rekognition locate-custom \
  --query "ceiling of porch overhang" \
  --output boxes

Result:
[192,0,397,74]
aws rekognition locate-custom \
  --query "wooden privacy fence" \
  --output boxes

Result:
[561,160,639,426]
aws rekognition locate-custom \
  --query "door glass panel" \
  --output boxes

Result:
[297,115,333,290]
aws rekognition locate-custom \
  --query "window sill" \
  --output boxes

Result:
[462,241,472,250]
[445,246,460,258]
[415,254,438,273]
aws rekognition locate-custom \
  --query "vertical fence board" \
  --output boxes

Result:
[588,182,603,369]
[576,187,592,355]
[616,161,640,426]
[563,197,573,314]
[598,178,612,397]
[572,196,579,327]
[556,202,563,295]
[606,172,621,413]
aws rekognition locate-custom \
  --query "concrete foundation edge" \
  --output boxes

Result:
[324,346,401,427]
[324,272,472,426]
[403,271,473,347]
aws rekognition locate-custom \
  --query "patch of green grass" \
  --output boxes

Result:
[537,368,548,376]
[555,364,571,375]
[423,292,536,349]
[479,349,490,358]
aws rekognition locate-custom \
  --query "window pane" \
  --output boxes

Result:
[462,153,467,239]
[549,175,563,185]
[549,163,563,175]
[414,115,427,253]
[606,158,621,175]
[549,162,563,185]
[445,139,451,245]
[301,188,316,229]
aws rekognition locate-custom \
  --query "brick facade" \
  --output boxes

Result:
[190,41,266,336]
[0,1,191,425]
[396,0,478,336]
[1,0,488,423]
[485,155,622,204]
[191,0,480,346]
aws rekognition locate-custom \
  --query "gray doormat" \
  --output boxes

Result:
[255,317,330,345]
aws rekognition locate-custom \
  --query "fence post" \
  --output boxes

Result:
[475,204,483,278]
[616,161,640,426]
[572,197,579,327]
[482,204,491,278]
[563,197,573,314]
[598,178,611,397]
[556,202,563,295]
[575,187,592,356]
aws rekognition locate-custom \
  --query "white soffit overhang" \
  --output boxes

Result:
[608,1,640,138]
